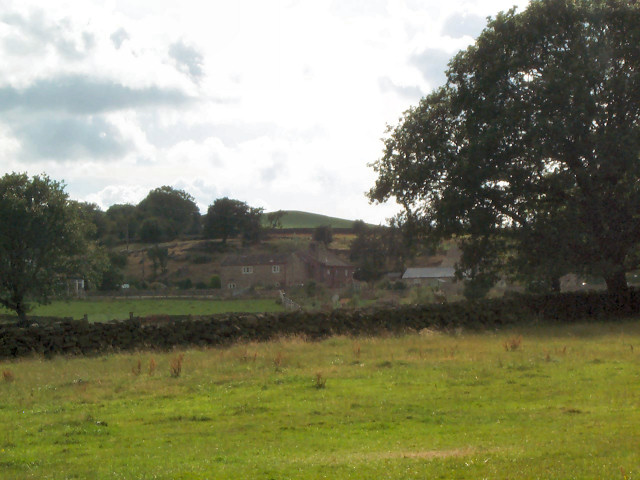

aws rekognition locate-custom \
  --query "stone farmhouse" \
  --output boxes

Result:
[220,244,355,291]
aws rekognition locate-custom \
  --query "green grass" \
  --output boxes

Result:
[1,320,639,478]
[263,210,357,229]
[1,298,284,322]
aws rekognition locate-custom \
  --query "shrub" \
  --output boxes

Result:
[176,278,193,290]
[190,254,212,265]
[195,281,208,289]
[313,372,327,389]
[209,275,222,289]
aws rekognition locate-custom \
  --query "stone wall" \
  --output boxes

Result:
[1,290,638,360]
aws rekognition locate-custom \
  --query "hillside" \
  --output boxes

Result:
[262,210,358,229]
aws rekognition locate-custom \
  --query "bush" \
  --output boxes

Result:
[209,275,221,289]
[176,278,193,290]
[189,254,212,265]
[195,281,208,289]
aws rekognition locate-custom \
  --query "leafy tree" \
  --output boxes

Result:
[98,251,128,291]
[76,202,109,242]
[203,197,263,245]
[349,222,412,281]
[370,0,640,296]
[267,210,286,229]
[139,218,165,244]
[313,225,333,246]
[147,245,169,277]
[0,173,104,324]
[105,204,139,249]
[242,206,265,246]
[137,186,201,241]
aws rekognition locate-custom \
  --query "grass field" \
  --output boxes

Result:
[1,320,639,479]
[263,210,357,229]
[1,298,284,322]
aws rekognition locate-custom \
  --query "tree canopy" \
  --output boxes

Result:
[0,173,104,323]
[370,0,640,295]
[203,197,263,245]
[137,186,201,241]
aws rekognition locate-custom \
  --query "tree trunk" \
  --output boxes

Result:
[16,302,29,327]
[604,270,629,296]
[550,275,561,293]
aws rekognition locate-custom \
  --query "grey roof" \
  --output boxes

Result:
[402,267,456,279]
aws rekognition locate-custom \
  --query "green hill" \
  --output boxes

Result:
[262,210,357,229]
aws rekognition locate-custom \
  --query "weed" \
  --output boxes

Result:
[148,358,157,376]
[273,351,285,370]
[353,343,361,360]
[132,359,142,376]
[313,372,327,389]
[2,370,14,382]
[504,335,523,352]
[170,354,184,378]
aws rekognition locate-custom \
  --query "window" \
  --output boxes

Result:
[242,266,253,274]
[272,265,280,273]
[228,282,236,289]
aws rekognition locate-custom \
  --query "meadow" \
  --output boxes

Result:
[1,297,285,322]
[1,320,639,479]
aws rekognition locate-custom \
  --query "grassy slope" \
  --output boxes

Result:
[263,210,357,229]
[1,321,639,479]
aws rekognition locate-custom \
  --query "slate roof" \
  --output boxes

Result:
[402,267,456,279]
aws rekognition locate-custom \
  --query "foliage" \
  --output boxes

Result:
[266,210,286,229]
[176,278,193,290]
[203,197,263,245]
[350,221,412,281]
[312,225,333,245]
[209,275,222,289]
[147,245,169,277]
[370,0,640,296]
[105,204,139,247]
[0,173,104,323]
[137,186,201,241]
[98,251,128,291]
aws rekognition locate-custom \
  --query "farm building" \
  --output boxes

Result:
[220,253,306,291]
[402,267,456,287]
[298,244,356,288]
[220,244,355,291]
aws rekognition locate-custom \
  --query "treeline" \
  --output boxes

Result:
[79,187,264,247]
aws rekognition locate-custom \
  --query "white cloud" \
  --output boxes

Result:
[0,0,533,224]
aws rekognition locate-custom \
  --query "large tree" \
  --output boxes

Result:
[370,0,640,295]
[203,197,263,245]
[137,186,201,241]
[0,173,103,324]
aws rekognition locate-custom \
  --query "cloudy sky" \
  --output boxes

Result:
[0,0,530,224]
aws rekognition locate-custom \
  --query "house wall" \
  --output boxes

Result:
[220,262,288,290]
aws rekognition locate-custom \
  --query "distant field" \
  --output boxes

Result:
[263,210,357,229]
[1,320,638,479]
[1,298,284,322]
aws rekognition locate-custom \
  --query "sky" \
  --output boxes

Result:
[0,0,531,224]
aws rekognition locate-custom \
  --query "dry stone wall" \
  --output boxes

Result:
[1,290,639,359]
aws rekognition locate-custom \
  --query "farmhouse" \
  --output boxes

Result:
[220,244,355,291]
[220,253,305,290]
